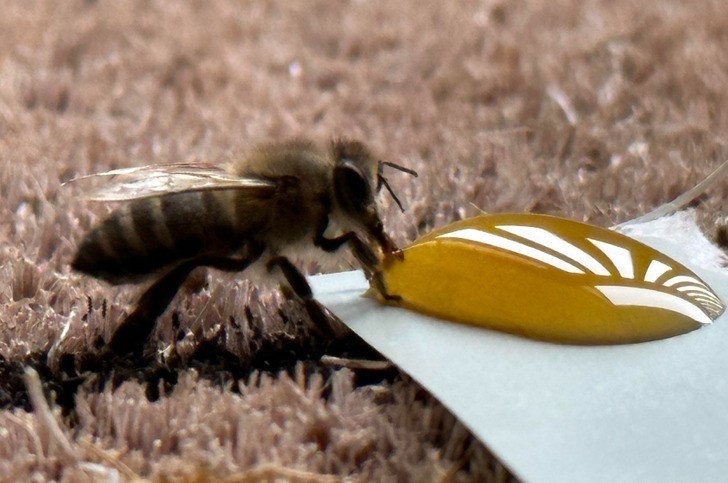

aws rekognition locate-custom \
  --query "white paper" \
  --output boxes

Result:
[310,212,728,483]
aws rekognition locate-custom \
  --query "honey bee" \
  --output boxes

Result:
[68,139,416,354]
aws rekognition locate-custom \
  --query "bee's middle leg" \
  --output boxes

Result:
[266,256,338,334]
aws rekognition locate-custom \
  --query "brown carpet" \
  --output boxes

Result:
[1,0,727,480]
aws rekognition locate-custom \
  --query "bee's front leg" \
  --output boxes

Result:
[313,214,401,301]
[347,236,402,302]
[315,230,400,302]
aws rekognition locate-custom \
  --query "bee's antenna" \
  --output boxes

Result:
[377,173,405,212]
[377,160,418,213]
[379,160,418,178]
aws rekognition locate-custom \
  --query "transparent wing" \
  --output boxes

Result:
[64,163,276,201]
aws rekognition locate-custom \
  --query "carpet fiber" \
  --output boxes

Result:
[1,1,727,480]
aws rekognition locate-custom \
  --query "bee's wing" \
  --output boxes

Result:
[64,163,276,201]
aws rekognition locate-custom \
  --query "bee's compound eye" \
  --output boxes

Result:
[380,213,725,344]
[333,161,373,215]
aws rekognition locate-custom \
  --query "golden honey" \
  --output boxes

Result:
[377,214,724,344]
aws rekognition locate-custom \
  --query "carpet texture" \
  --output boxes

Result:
[1,0,728,481]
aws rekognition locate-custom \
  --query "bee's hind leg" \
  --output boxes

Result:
[107,260,199,356]
[108,248,264,356]
[266,256,340,337]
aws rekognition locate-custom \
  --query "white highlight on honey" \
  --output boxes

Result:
[438,228,585,274]
[663,275,709,289]
[675,284,721,301]
[644,259,672,283]
[497,225,611,276]
[690,295,723,309]
[595,285,713,325]
[588,239,635,279]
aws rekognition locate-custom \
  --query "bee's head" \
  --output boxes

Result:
[331,139,417,256]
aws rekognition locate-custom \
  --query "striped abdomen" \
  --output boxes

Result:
[72,190,260,284]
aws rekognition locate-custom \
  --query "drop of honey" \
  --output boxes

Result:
[377,214,724,344]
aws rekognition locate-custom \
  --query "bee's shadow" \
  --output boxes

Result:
[0,301,398,424]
